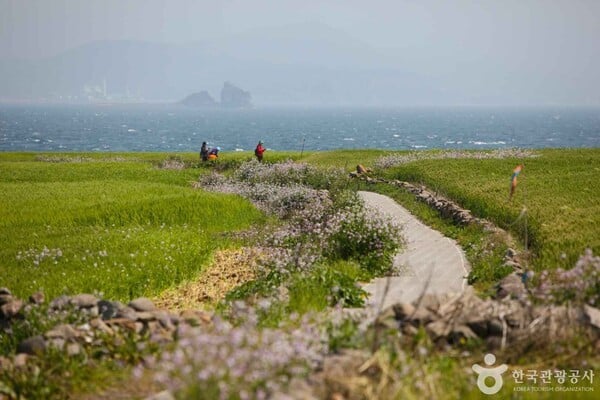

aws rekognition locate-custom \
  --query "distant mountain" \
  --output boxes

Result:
[1,22,444,106]
[4,22,575,106]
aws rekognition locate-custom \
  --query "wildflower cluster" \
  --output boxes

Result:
[16,246,63,266]
[535,249,600,306]
[200,161,402,275]
[234,159,345,189]
[374,148,537,169]
[324,203,404,274]
[136,310,327,399]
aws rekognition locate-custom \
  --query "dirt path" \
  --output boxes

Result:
[359,191,470,309]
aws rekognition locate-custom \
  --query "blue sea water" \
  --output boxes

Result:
[0,104,598,152]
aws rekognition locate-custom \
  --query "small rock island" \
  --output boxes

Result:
[179,82,252,109]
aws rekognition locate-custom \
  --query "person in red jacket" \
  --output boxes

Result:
[254,140,266,162]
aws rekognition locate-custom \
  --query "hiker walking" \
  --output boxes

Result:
[254,140,266,162]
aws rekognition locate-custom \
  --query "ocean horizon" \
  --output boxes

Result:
[1,104,599,152]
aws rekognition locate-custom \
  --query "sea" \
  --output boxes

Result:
[0,104,598,152]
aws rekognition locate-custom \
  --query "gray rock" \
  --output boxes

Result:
[495,273,527,300]
[503,260,521,269]
[0,294,13,306]
[49,295,71,310]
[17,335,46,355]
[180,309,212,326]
[425,320,449,339]
[1,299,23,318]
[66,342,81,356]
[45,324,78,340]
[393,302,416,320]
[13,353,28,368]
[71,293,98,308]
[136,311,157,322]
[128,297,156,312]
[505,248,517,258]
[29,292,45,305]
[155,311,176,331]
[82,305,99,317]
[98,300,118,320]
[116,306,138,320]
[105,318,138,332]
[583,305,600,330]
[90,318,114,335]
[47,338,66,350]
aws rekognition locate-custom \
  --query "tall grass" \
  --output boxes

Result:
[379,148,599,270]
[0,156,264,300]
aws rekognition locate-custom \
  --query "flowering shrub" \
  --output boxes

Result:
[198,160,403,309]
[324,202,404,275]
[535,249,600,306]
[136,311,327,399]
[200,162,403,275]
[374,148,537,169]
[234,159,347,190]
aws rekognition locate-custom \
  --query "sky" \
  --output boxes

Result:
[1,0,599,105]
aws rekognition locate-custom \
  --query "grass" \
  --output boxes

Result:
[1,149,599,400]
[0,153,265,301]
[377,148,600,272]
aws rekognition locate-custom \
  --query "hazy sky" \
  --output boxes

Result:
[1,0,599,105]
[2,0,599,58]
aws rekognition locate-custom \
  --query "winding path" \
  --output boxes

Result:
[359,191,470,309]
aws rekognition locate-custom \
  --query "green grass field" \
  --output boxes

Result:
[1,149,598,300]
[0,153,265,301]
[1,149,598,400]
[377,148,599,271]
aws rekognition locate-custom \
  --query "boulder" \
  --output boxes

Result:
[29,292,45,305]
[71,294,98,308]
[128,297,156,312]
[17,335,46,355]
[116,306,138,320]
[584,305,600,330]
[1,299,23,318]
[98,300,118,320]
[45,324,79,340]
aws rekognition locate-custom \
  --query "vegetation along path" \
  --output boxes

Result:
[359,191,470,309]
